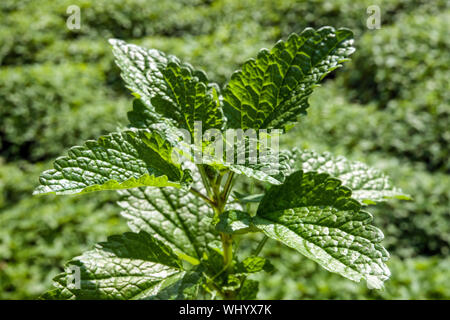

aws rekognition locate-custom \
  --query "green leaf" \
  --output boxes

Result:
[216,210,255,235]
[110,39,224,134]
[288,148,411,203]
[223,27,354,130]
[201,242,227,277]
[225,159,289,185]
[44,231,202,300]
[236,279,259,300]
[233,192,265,204]
[203,143,291,185]
[152,270,203,300]
[127,98,170,131]
[34,129,191,195]
[254,171,390,289]
[118,171,217,264]
[223,274,241,291]
[235,256,273,274]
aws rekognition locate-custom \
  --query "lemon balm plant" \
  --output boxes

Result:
[35,27,409,299]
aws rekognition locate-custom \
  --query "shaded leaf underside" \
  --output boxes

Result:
[118,171,217,264]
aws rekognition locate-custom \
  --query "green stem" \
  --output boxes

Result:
[220,172,235,204]
[197,164,213,197]
[195,167,237,299]
[216,174,223,187]
[221,232,235,300]
[217,172,238,299]
[202,272,225,299]
[213,171,235,269]
[235,235,269,298]
[253,235,268,256]
[221,232,233,268]
[189,187,216,207]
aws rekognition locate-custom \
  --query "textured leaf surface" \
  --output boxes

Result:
[127,99,182,138]
[216,210,255,235]
[223,27,354,130]
[110,39,224,134]
[288,149,410,203]
[233,192,264,204]
[236,279,259,300]
[118,170,217,264]
[225,160,289,185]
[34,129,191,195]
[254,171,390,289]
[202,143,291,185]
[236,256,273,274]
[45,232,201,300]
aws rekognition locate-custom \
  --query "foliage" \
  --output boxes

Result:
[30,28,413,300]
[371,167,450,258]
[291,79,449,172]
[286,81,450,257]
[0,160,127,299]
[343,12,449,106]
[255,243,450,299]
[340,12,450,171]
[1,0,448,300]
[0,63,129,162]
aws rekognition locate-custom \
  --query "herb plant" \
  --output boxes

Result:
[35,27,409,300]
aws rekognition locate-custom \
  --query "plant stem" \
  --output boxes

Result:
[190,187,216,207]
[221,231,235,300]
[213,172,236,270]
[220,233,233,268]
[216,172,236,298]
[196,167,237,299]
[235,236,269,298]
[215,174,223,187]
[212,173,223,196]
[197,164,213,197]
[253,235,268,256]
[220,172,235,203]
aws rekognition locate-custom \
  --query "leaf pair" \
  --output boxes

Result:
[34,27,355,197]
[218,149,409,289]
[113,27,355,134]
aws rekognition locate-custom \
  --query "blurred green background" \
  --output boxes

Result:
[0,0,449,299]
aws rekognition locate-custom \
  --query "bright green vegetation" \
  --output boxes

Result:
[31,27,411,299]
[1,0,448,299]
